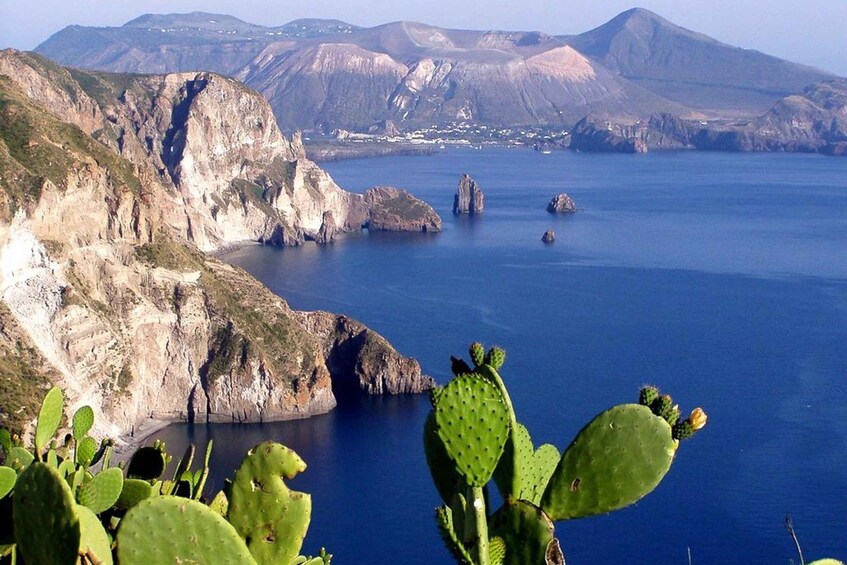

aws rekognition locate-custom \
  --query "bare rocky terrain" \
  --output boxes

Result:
[0,50,435,439]
[35,9,839,135]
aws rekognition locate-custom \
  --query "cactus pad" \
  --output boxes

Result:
[126,446,167,480]
[435,506,473,565]
[13,462,80,565]
[433,374,510,487]
[209,490,229,516]
[522,444,560,506]
[77,467,124,514]
[35,387,64,454]
[116,478,153,510]
[541,404,675,521]
[6,447,34,474]
[0,467,16,499]
[76,436,98,467]
[489,536,506,565]
[228,441,312,564]
[423,411,469,504]
[72,406,94,443]
[494,423,559,505]
[75,504,113,565]
[489,499,556,565]
[117,496,255,564]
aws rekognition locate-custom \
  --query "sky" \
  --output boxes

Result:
[1,0,846,76]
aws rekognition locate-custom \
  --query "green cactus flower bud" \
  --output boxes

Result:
[651,395,673,420]
[485,346,506,370]
[469,342,485,368]
[672,419,694,440]
[665,405,681,427]
[639,385,659,407]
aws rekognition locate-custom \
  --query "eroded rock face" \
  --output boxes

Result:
[315,210,337,244]
[296,311,436,395]
[364,187,442,232]
[0,50,431,440]
[547,193,577,214]
[453,174,485,215]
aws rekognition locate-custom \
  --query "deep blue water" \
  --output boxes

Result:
[155,148,847,564]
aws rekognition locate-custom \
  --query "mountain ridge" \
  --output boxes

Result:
[32,10,841,137]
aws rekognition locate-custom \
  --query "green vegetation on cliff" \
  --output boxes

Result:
[0,76,140,221]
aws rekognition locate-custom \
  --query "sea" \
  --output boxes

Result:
[154,147,847,564]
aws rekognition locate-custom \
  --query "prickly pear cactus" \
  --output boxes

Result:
[6,447,34,474]
[469,342,485,368]
[424,411,469,504]
[77,467,124,514]
[227,441,312,564]
[35,387,64,454]
[493,423,559,505]
[0,467,15,499]
[75,504,113,565]
[433,374,511,487]
[126,445,167,480]
[13,462,80,565]
[541,404,676,520]
[117,495,256,564]
[116,478,153,510]
[72,406,94,443]
[489,499,556,565]
[488,536,506,565]
[76,436,98,468]
[435,505,474,565]
[484,346,506,370]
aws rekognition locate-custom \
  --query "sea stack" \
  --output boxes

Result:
[547,193,577,213]
[453,174,485,215]
[542,229,556,243]
[316,210,337,244]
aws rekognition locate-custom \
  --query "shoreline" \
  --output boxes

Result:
[114,417,174,455]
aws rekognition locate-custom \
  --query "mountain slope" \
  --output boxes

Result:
[0,50,434,439]
[34,13,691,128]
[34,10,839,130]
[565,7,834,115]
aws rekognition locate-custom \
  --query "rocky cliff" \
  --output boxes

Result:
[295,312,435,395]
[364,187,441,232]
[0,51,434,439]
[0,50,438,252]
[534,81,847,157]
[453,174,484,215]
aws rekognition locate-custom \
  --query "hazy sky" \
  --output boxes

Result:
[2,0,846,76]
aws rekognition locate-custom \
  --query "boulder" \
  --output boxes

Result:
[542,229,556,243]
[453,174,485,215]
